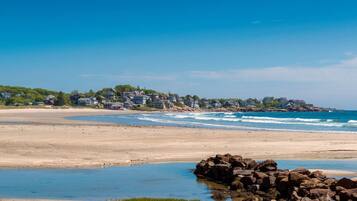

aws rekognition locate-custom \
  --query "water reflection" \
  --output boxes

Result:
[0,161,355,201]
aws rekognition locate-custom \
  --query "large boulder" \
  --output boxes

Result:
[336,178,357,189]
[292,168,311,176]
[207,163,233,183]
[309,170,326,180]
[229,155,244,167]
[308,188,335,199]
[255,160,277,172]
[261,176,276,191]
[244,158,258,169]
[240,175,257,187]
[338,188,357,201]
[289,172,311,186]
[213,154,231,164]
[230,178,244,190]
[233,169,254,177]
[276,177,290,197]
[194,159,214,177]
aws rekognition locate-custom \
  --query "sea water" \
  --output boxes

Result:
[69,111,357,133]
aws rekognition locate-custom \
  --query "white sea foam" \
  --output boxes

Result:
[241,116,322,123]
[139,112,357,131]
[347,120,357,127]
[224,115,236,118]
[135,114,357,134]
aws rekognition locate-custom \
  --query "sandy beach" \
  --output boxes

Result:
[0,108,356,169]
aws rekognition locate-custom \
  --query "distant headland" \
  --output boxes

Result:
[0,85,329,112]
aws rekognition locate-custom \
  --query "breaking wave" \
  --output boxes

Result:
[139,112,357,133]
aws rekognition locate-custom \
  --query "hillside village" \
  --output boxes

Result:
[0,85,326,112]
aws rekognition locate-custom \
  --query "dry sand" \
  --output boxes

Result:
[1,108,357,200]
[0,108,356,169]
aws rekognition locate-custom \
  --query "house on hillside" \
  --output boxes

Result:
[199,98,209,109]
[184,97,200,109]
[168,94,178,103]
[262,97,275,105]
[132,95,149,105]
[290,99,306,106]
[124,100,134,109]
[104,102,124,110]
[32,101,45,106]
[210,101,222,108]
[122,91,144,99]
[102,88,117,100]
[0,92,12,99]
[223,100,239,108]
[45,95,56,105]
[276,97,289,108]
[78,97,98,106]
[153,99,164,109]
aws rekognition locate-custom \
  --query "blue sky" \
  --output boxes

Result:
[1,0,357,109]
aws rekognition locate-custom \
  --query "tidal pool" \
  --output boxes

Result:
[0,160,356,201]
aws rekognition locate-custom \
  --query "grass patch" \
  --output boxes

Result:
[114,198,199,201]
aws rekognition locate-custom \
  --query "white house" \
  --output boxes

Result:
[78,97,98,106]
[0,92,12,99]
[132,95,149,105]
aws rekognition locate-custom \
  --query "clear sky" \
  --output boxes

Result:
[1,0,357,109]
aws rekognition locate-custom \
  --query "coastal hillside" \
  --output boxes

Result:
[0,84,326,112]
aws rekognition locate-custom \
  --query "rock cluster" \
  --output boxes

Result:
[194,154,357,201]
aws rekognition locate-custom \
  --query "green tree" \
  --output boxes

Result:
[193,95,200,101]
[115,85,137,93]
[87,89,95,97]
[55,91,66,106]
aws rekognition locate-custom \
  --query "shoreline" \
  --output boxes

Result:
[0,109,356,169]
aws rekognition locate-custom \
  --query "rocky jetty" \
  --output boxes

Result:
[194,154,357,201]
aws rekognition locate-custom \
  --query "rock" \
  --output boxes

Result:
[240,175,257,187]
[213,154,229,164]
[229,155,245,168]
[324,178,337,188]
[335,186,346,193]
[292,168,311,176]
[300,197,313,201]
[211,190,228,201]
[300,178,323,189]
[230,178,244,190]
[254,171,268,179]
[244,158,258,169]
[308,188,335,199]
[338,188,357,201]
[207,163,233,183]
[194,154,353,201]
[246,184,260,192]
[309,170,326,180]
[261,176,276,191]
[336,178,357,189]
[233,169,254,177]
[255,160,278,172]
[289,172,311,186]
[291,190,301,201]
[194,160,208,176]
[276,177,290,197]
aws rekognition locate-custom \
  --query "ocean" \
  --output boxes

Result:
[69,111,357,133]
